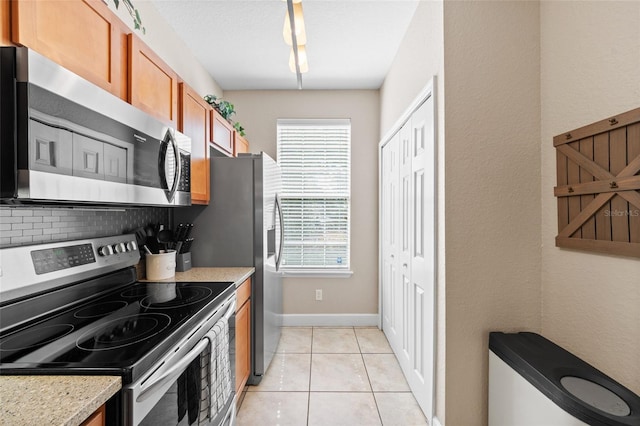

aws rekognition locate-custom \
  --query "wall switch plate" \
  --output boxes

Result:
[315,289,322,301]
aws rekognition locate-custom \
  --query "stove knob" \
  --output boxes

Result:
[126,241,138,252]
[113,242,127,254]
[98,245,114,256]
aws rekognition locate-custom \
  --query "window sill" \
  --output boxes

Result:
[280,269,354,278]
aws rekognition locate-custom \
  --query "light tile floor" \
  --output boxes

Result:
[236,327,428,426]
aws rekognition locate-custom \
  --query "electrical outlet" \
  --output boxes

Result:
[315,289,323,301]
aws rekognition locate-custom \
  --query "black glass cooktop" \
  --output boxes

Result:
[0,280,234,384]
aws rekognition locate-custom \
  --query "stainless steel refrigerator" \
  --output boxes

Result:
[175,152,283,384]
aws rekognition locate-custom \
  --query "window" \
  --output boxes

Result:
[277,119,351,272]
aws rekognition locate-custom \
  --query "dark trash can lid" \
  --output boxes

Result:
[489,332,640,426]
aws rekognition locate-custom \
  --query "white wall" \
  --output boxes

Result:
[379,0,446,421]
[107,0,223,98]
[225,90,380,316]
[540,0,640,394]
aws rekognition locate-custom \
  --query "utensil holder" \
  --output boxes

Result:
[176,252,192,272]
[146,250,176,280]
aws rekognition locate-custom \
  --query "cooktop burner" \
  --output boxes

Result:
[0,278,235,383]
[141,286,213,309]
[76,313,171,351]
[74,301,129,319]
[0,324,75,352]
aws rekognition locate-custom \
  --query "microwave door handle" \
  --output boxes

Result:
[159,131,181,203]
[169,138,182,201]
[167,135,181,203]
[275,194,284,271]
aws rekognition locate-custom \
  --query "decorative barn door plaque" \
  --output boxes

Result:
[554,107,640,258]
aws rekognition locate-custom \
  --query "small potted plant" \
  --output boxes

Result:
[203,95,235,122]
[233,122,246,137]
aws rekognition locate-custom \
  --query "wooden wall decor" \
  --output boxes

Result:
[554,107,640,258]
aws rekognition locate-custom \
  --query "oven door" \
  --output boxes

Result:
[122,295,236,426]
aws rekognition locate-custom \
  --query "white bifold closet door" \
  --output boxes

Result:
[380,90,435,421]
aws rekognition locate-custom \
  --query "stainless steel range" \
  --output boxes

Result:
[0,234,236,426]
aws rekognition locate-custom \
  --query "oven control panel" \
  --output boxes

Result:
[0,234,140,304]
[31,243,96,275]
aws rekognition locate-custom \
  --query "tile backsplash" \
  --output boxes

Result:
[0,206,169,248]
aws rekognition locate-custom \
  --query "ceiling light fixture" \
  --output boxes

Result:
[283,2,306,46]
[283,0,307,89]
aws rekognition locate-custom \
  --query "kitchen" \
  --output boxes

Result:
[1,1,639,426]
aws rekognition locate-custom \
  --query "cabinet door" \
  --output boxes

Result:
[211,109,234,156]
[81,404,105,426]
[1,0,10,46]
[29,120,73,175]
[73,134,104,180]
[11,0,127,99]
[129,34,178,127]
[234,134,249,156]
[179,83,211,204]
[235,297,251,395]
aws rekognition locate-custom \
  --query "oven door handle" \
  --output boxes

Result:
[136,338,209,403]
[136,298,237,403]
[223,298,236,321]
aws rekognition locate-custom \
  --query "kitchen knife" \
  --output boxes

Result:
[181,238,194,254]
[183,223,194,241]
[175,223,185,243]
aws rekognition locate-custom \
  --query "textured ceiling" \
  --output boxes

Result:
[152,0,419,90]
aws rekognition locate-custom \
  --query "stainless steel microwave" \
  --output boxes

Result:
[0,47,191,206]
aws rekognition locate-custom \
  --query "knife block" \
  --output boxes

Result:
[175,252,192,272]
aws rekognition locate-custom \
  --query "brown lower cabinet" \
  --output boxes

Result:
[235,277,251,402]
[81,404,105,426]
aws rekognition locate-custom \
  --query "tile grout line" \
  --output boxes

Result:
[307,327,314,426]
[355,327,385,426]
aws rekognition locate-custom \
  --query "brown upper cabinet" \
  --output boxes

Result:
[1,0,11,46]
[11,0,128,100]
[234,134,250,156]
[179,83,212,204]
[129,34,178,127]
[211,109,234,156]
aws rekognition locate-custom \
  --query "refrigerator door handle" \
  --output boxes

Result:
[275,194,285,271]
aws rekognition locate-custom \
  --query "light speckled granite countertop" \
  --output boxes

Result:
[0,375,120,426]
[145,266,255,286]
[0,269,253,425]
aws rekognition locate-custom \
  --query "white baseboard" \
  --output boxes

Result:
[432,415,443,426]
[282,313,379,327]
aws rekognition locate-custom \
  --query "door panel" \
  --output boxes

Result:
[381,90,436,422]
[408,96,435,418]
[381,135,399,350]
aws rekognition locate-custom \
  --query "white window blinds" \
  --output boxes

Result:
[277,119,351,270]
